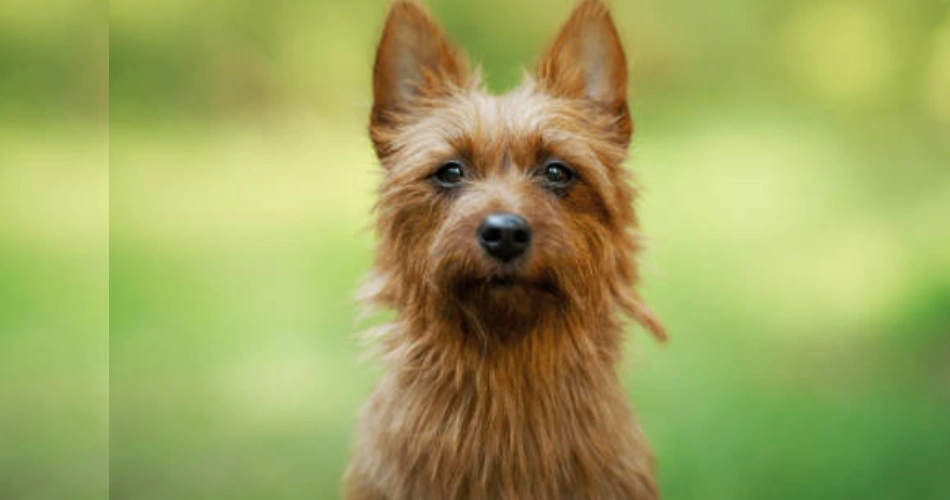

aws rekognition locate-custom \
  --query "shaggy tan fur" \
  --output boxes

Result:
[344,1,665,498]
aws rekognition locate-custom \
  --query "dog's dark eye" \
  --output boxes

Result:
[434,161,464,187]
[543,162,575,187]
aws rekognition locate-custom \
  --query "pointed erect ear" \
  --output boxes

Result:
[537,0,630,133]
[372,0,468,126]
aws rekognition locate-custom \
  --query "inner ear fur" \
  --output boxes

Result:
[536,0,631,139]
[371,0,469,128]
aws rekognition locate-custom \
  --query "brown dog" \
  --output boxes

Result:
[344,0,666,498]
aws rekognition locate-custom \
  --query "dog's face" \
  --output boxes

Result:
[366,0,664,341]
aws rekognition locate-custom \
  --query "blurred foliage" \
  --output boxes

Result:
[1,0,949,498]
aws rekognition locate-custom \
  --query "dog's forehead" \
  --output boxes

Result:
[475,88,548,132]
[406,86,585,156]
[389,85,607,177]
[466,87,565,141]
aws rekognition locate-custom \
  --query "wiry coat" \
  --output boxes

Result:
[345,1,665,498]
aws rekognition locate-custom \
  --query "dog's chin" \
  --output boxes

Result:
[484,277,563,300]
[442,274,563,335]
[459,274,559,298]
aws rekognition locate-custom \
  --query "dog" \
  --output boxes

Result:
[344,0,666,498]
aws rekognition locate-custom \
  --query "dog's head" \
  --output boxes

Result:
[365,0,665,342]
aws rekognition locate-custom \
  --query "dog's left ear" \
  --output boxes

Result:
[537,0,631,141]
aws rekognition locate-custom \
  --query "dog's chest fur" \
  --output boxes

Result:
[346,324,658,500]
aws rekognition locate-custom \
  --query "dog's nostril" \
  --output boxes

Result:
[477,212,532,262]
[513,229,530,244]
[482,228,502,243]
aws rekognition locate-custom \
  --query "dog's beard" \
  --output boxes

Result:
[422,241,590,341]
[428,270,565,340]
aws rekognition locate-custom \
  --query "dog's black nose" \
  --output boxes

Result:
[477,213,531,262]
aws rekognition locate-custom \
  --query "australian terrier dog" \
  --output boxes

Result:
[344,0,666,498]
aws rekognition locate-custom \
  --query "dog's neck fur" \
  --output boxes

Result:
[350,306,657,499]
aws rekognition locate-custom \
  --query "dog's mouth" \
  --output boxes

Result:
[463,274,562,300]
[435,260,563,303]
[444,273,564,334]
[486,276,519,287]
[484,275,554,291]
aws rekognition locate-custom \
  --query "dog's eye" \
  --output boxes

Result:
[434,161,464,187]
[543,162,575,187]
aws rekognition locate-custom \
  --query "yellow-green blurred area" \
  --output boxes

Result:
[2,0,949,498]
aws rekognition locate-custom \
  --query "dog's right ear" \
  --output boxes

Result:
[371,1,468,128]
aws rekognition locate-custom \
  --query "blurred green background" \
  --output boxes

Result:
[2,0,950,498]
